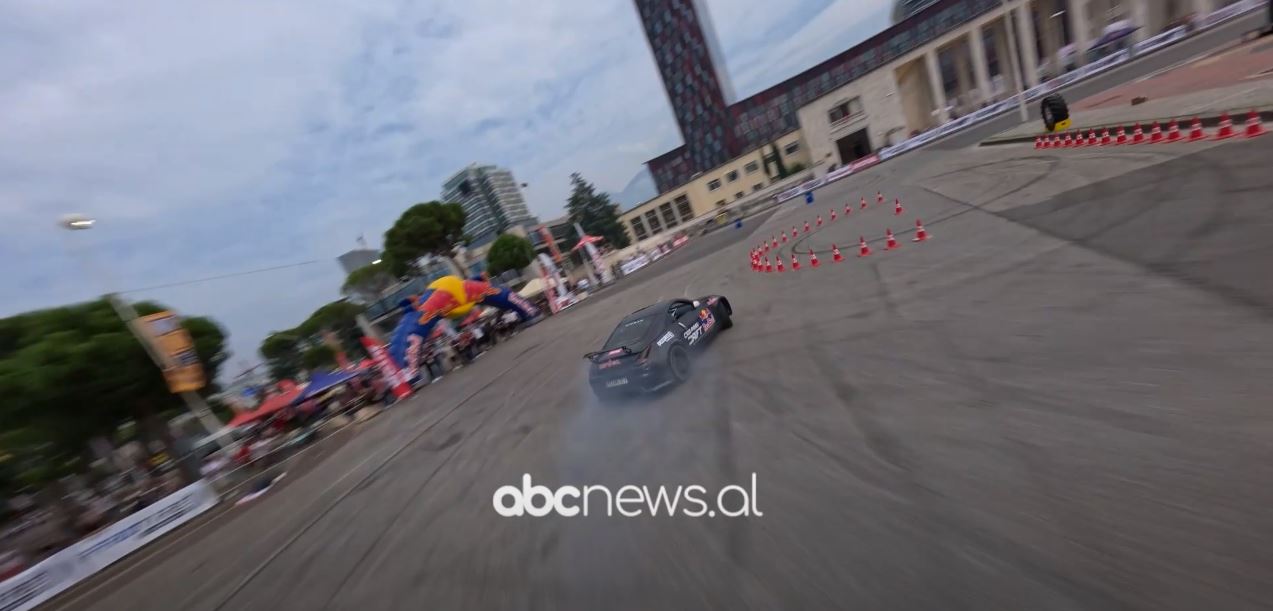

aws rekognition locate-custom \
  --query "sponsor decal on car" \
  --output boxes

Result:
[605,378,629,388]
[683,324,705,345]
[697,309,715,332]
[656,331,675,346]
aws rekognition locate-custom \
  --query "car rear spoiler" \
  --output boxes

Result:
[584,346,633,361]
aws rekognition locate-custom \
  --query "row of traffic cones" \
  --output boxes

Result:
[756,193,904,256]
[750,219,930,272]
[1034,110,1266,150]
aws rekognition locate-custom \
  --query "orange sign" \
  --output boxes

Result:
[140,311,206,393]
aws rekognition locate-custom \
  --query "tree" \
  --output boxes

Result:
[763,143,789,179]
[297,301,365,360]
[486,233,536,276]
[342,263,396,304]
[259,331,303,380]
[383,201,467,277]
[0,299,228,486]
[301,344,337,371]
[566,173,631,249]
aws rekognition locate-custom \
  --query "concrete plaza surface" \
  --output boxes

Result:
[48,15,1273,611]
[52,126,1273,611]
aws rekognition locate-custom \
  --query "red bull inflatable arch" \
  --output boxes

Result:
[387,275,539,373]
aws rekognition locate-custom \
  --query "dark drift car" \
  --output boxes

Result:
[585,296,733,401]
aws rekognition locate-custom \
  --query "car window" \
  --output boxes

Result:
[670,302,695,318]
[603,315,655,349]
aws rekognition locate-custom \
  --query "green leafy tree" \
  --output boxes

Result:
[259,301,365,379]
[763,143,790,179]
[566,173,631,249]
[0,299,228,486]
[297,301,365,359]
[383,201,467,277]
[259,331,303,380]
[301,344,337,371]
[486,233,536,276]
[342,263,396,303]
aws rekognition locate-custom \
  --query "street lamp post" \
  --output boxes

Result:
[58,214,231,450]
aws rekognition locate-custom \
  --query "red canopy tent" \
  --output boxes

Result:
[571,234,604,252]
[227,382,306,428]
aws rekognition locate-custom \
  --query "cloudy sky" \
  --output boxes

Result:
[1,0,890,373]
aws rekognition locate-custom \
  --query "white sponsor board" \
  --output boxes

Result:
[0,480,219,611]
[620,254,651,276]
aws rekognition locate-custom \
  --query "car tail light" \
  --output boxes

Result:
[637,344,653,364]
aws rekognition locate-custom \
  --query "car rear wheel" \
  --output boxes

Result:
[667,345,691,383]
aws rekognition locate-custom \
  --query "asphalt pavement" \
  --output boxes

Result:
[52,14,1273,611]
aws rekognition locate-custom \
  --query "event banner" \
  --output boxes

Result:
[361,336,412,399]
[139,311,205,394]
[0,480,219,611]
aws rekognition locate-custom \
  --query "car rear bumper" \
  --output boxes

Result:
[589,364,669,394]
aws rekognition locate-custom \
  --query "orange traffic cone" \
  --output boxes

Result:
[1100,128,1112,146]
[1132,123,1146,144]
[790,253,800,271]
[776,256,784,273]
[809,249,820,268]
[1166,119,1182,142]
[832,244,844,263]
[894,198,904,216]
[816,215,823,227]
[858,236,871,258]
[876,192,884,206]
[791,226,798,237]
[781,233,788,243]
[1187,117,1206,142]
[764,257,772,273]
[1086,130,1098,146]
[1035,136,1044,149]
[913,218,929,242]
[830,209,837,222]
[1215,112,1237,140]
[845,202,852,215]
[1244,110,1266,138]
[885,228,899,250]
[1149,122,1164,143]
[803,221,810,234]
[1115,126,1128,145]
[860,197,868,210]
